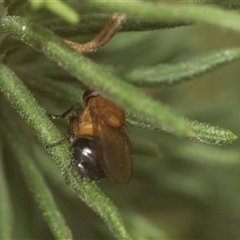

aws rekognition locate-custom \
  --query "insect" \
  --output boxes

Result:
[50,89,133,184]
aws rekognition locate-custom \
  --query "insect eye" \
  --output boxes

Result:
[82,89,99,104]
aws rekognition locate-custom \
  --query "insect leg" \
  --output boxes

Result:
[45,138,66,149]
[48,105,78,120]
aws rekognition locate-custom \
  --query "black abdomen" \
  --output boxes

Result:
[71,136,105,180]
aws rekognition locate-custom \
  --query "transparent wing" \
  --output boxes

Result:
[90,108,133,183]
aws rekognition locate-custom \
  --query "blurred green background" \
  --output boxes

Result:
[1,1,240,239]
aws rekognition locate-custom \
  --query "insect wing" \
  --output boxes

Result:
[90,108,132,183]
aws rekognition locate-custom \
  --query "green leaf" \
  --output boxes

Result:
[127,112,237,145]
[124,48,240,87]
[88,1,240,33]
